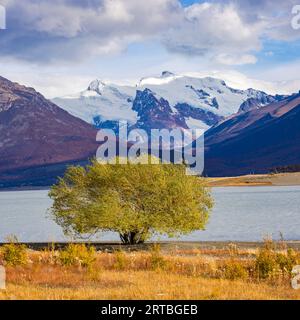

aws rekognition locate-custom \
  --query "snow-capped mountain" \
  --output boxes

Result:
[53,72,280,132]
[53,79,137,126]
[132,88,188,132]
[238,93,286,113]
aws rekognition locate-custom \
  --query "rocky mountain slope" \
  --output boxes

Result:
[0,76,98,187]
[204,93,300,176]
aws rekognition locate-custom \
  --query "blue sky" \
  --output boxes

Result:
[0,0,300,97]
[181,0,206,5]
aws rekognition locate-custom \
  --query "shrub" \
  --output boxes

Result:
[113,250,128,270]
[223,260,248,280]
[276,249,298,276]
[255,240,299,280]
[150,244,167,270]
[1,242,28,266]
[255,249,277,279]
[255,245,278,279]
[59,244,96,268]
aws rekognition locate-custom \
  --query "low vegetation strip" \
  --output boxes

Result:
[0,240,300,300]
[1,241,300,251]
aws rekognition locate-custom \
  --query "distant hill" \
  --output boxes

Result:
[204,93,300,176]
[0,76,98,188]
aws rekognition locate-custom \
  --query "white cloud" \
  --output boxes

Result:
[216,53,258,65]
[183,69,300,95]
[3,0,180,37]
[0,0,300,92]
[232,0,300,41]
[163,2,262,55]
[1,0,182,60]
[1,52,299,99]
[0,0,299,66]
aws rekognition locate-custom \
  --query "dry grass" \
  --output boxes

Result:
[0,245,300,300]
[207,172,300,187]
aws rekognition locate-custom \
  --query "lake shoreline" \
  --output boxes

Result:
[0,186,50,192]
[1,240,300,251]
[208,172,300,187]
[1,172,300,191]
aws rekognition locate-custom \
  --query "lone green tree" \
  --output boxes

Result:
[49,159,213,245]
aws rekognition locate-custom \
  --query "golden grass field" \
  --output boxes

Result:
[1,242,300,300]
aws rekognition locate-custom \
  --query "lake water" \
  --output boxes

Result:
[0,186,300,242]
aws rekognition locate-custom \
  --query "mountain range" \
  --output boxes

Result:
[0,73,299,187]
[204,92,300,176]
[53,72,280,132]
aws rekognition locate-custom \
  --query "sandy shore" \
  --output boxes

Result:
[207,172,300,187]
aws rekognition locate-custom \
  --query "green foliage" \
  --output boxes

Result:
[59,244,96,268]
[49,157,213,244]
[223,260,248,280]
[1,238,28,266]
[255,240,299,279]
[276,248,298,275]
[256,249,277,279]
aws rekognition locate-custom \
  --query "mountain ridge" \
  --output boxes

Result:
[53,72,279,132]
[204,93,300,176]
[1,74,299,187]
[0,76,99,187]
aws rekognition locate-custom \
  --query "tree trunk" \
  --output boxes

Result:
[119,231,146,245]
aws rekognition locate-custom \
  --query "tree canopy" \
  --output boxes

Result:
[49,158,213,244]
